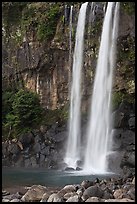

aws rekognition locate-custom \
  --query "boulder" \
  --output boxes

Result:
[64,167,75,171]
[113,188,127,199]
[47,193,64,202]
[66,195,79,202]
[63,185,76,192]
[21,185,47,202]
[19,132,34,148]
[82,186,104,200]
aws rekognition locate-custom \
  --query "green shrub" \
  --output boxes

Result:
[37,4,61,41]
[2,88,43,139]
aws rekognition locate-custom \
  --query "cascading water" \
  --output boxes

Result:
[83,2,120,174]
[69,5,73,71]
[64,2,88,169]
[68,5,73,94]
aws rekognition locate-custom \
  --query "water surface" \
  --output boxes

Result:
[2,167,118,189]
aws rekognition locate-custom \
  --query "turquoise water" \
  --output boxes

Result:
[2,167,118,188]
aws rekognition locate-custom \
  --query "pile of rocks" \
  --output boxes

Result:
[2,175,135,202]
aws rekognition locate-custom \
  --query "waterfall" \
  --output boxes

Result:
[64,2,88,169]
[69,5,73,69]
[83,2,120,174]
[68,5,73,92]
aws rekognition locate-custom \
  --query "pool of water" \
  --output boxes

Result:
[2,167,118,189]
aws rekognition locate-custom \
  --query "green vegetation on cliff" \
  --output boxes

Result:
[2,88,43,139]
[2,2,62,43]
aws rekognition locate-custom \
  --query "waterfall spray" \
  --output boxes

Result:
[64,2,88,169]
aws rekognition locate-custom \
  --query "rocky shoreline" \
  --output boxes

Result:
[2,174,135,202]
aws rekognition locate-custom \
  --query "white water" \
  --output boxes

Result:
[68,5,73,95]
[64,2,88,169]
[69,5,73,70]
[83,2,120,174]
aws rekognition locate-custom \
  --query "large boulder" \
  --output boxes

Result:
[21,185,47,202]
[82,186,104,201]
[113,188,128,199]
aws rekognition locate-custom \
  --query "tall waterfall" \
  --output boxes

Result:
[69,5,73,70]
[83,2,120,174]
[68,5,73,93]
[64,2,88,169]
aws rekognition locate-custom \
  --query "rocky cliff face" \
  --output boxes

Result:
[2,2,135,111]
